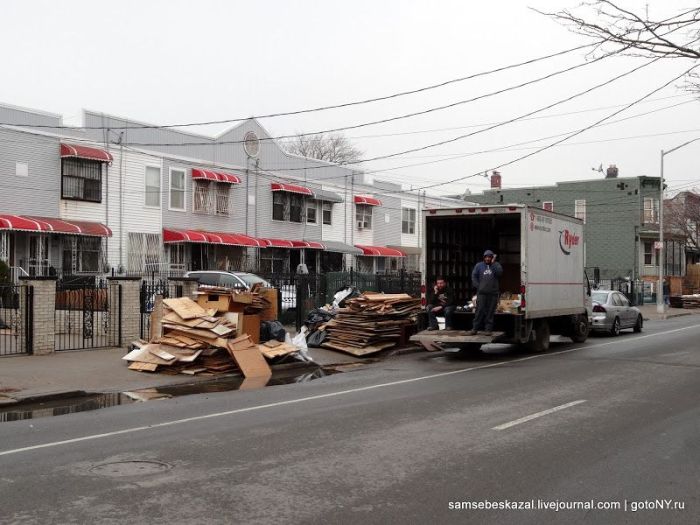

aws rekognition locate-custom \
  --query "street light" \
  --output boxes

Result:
[658,137,700,314]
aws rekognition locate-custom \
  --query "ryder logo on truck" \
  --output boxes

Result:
[558,229,580,255]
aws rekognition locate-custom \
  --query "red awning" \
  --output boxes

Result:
[60,143,113,163]
[355,245,405,257]
[271,182,314,196]
[260,238,295,248]
[205,232,264,247]
[0,215,111,236]
[290,240,325,249]
[354,195,382,206]
[192,169,241,184]
[163,228,209,243]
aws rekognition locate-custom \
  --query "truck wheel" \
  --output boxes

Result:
[457,343,482,358]
[527,320,550,352]
[570,314,589,343]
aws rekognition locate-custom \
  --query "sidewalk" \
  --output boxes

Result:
[637,304,700,321]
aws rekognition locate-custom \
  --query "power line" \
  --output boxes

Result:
[0,44,595,131]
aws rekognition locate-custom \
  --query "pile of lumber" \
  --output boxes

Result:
[126,293,295,377]
[321,293,421,356]
[670,294,700,309]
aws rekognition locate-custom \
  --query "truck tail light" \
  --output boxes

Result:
[592,304,606,313]
[519,285,526,309]
[420,284,427,306]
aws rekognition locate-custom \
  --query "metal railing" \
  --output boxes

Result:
[0,284,32,356]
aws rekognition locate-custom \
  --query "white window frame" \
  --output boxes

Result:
[574,199,586,223]
[144,165,161,208]
[542,201,554,212]
[169,167,187,212]
[402,207,416,234]
[193,179,211,214]
[356,204,373,230]
[643,197,658,224]
[215,183,230,216]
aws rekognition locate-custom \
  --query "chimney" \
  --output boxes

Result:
[490,170,502,189]
[605,164,619,178]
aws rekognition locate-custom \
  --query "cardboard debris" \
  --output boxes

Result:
[321,292,421,356]
[128,293,284,377]
[257,341,298,359]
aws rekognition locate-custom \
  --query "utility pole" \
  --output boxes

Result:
[657,137,700,314]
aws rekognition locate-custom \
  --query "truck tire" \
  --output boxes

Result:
[527,320,550,352]
[570,314,589,343]
[457,343,482,358]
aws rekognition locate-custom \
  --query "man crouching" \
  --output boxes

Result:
[427,277,456,331]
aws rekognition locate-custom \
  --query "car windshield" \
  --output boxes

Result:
[592,292,609,304]
[235,273,270,288]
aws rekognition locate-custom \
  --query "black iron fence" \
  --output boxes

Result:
[0,284,32,356]
[55,280,121,351]
[139,279,183,340]
[596,279,652,306]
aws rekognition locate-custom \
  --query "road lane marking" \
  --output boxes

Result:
[658,351,690,357]
[492,400,587,431]
[1,324,698,458]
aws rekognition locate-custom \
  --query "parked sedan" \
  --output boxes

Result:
[590,290,643,336]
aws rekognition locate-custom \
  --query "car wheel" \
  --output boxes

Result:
[633,315,643,333]
[610,317,621,337]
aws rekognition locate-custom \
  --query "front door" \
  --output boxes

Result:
[28,234,49,276]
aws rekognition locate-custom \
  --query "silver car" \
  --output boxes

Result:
[591,290,643,336]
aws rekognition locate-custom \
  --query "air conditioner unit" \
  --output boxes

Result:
[357,221,364,229]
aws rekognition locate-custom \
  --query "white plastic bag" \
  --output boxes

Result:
[292,326,312,362]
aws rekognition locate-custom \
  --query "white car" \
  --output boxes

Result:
[590,290,643,336]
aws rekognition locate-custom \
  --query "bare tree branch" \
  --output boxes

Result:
[283,132,364,164]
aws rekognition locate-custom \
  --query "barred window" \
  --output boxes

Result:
[62,158,102,202]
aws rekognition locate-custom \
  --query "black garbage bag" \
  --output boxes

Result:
[305,308,334,326]
[307,329,328,348]
[260,320,287,343]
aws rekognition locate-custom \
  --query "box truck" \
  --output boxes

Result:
[412,204,590,352]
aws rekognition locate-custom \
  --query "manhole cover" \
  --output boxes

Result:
[89,460,172,477]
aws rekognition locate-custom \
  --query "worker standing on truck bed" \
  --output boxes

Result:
[427,277,456,331]
[470,250,503,336]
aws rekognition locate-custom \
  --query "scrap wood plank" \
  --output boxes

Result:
[149,295,164,342]
[163,297,207,320]
[257,342,298,359]
[148,347,177,362]
[123,345,175,366]
[227,344,271,378]
[321,340,395,356]
[128,361,159,372]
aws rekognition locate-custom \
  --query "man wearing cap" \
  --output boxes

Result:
[470,250,503,336]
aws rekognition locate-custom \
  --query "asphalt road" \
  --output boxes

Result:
[1,315,699,525]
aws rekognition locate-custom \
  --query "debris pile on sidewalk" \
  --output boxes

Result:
[126,289,298,376]
[321,292,421,356]
[670,294,700,309]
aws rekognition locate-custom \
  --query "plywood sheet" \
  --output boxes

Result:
[228,344,271,378]
[163,297,207,320]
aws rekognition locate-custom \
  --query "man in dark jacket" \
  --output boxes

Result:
[470,250,503,336]
[427,277,456,331]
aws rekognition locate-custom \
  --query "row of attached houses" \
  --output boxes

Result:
[0,102,463,280]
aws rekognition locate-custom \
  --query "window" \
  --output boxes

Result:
[28,234,49,276]
[272,192,306,223]
[272,192,286,221]
[62,236,102,274]
[290,194,303,223]
[402,207,416,234]
[542,201,554,212]
[356,204,373,230]
[128,232,162,272]
[215,184,230,216]
[170,169,186,210]
[193,180,210,213]
[62,158,102,202]
[0,231,8,263]
[643,197,659,223]
[574,199,586,223]
[145,166,161,207]
[168,243,186,271]
[322,202,333,225]
[612,294,623,307]
[643,241,657,266]
[259,248,289,273]
[306,201,317,224]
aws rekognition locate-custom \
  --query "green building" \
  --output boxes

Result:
[465,169,684,285]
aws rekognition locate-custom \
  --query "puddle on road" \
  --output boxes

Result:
[0,367,336,423]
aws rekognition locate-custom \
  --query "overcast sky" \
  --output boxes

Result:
[2,0,699,198]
